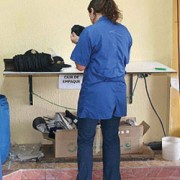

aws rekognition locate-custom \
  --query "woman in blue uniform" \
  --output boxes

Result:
[70,0,132,179]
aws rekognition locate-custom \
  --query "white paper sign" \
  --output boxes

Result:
[171,77,179,91]
[59,74,83,89]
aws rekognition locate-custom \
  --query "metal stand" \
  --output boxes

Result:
[28,75,33,105]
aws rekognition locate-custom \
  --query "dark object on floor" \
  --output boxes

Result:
[71,25,85,36]
[147,141,162,150]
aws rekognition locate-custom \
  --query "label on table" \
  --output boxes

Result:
[58,74,83,89]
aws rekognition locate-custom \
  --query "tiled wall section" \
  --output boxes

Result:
[3,167,180,180]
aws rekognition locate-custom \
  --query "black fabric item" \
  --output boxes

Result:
[71,25,85,36]
[65,110,78,127]
[48,127,64,139]
[44,56,71,72]
[32,117,46,130]
[13,49,52,72]
[13,49,71,72]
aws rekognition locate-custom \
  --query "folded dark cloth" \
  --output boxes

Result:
[71,25,85,36]
[13,49,71,72]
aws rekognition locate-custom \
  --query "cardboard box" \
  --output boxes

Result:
[54,117,149,157]
[119,125,144,154]
[55,127,102,158]
[119,117,150,154]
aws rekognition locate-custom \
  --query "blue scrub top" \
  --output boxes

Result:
[71,16,132,119]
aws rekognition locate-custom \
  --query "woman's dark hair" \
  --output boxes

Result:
[87,0,123,24]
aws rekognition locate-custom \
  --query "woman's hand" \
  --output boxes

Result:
[70,32,79,44]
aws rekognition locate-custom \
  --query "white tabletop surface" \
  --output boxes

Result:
[3,61,176,75]
[125,61,176,74]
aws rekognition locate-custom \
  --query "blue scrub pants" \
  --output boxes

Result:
[76,117,121,180]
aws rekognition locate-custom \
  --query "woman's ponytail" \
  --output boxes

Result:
[88,0,123,24]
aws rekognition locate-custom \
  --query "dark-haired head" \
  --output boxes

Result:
[87,0,123,24]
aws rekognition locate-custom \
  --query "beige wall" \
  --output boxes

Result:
[0,0,173,144]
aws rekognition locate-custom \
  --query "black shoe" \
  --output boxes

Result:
[65,110,78,126]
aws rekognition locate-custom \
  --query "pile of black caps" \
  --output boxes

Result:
[13,49,71,72]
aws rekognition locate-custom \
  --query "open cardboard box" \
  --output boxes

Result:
[120,117,150,154]
[54,117,149,158]
[55,126,102,158]
[119,125,143,154]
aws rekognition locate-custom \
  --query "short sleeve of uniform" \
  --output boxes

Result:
[70,29,92,66]
[126,33,133,65]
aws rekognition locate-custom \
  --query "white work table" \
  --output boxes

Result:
[3,61,176,105]
[125,61,175,74]
[3,61,176,75]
